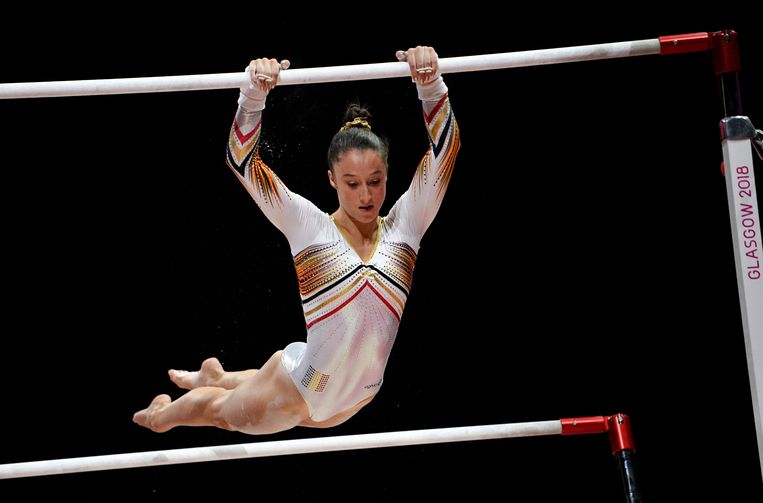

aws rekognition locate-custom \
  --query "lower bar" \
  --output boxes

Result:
[0,420,561,479]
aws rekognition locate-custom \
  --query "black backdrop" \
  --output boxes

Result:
[1,10,761,501]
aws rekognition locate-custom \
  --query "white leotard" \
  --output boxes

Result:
[226,81,459,421]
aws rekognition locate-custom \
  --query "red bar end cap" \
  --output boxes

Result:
[659,32,711,55]
[561,416,609,435]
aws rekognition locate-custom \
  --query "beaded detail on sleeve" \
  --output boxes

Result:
[226,114,290,208]
[413,93,460,200]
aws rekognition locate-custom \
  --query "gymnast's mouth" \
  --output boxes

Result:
[359,205,374,211]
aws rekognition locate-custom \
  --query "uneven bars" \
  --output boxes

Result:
[0,38,662,99]
[0,420,562,479]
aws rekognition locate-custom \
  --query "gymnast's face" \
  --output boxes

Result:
[328,148,387,224]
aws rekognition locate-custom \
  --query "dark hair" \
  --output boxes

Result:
[327,102,389,171]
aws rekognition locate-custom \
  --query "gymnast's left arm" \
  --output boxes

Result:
[391,46,461,240]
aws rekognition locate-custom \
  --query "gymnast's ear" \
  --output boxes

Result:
[327,169,337,189]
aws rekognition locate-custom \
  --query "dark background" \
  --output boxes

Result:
[1,9,761,501]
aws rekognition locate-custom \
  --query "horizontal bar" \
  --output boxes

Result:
[0,38,661,99]
[0,420,562,479]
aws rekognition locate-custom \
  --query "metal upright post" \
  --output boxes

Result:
[660,29,762,478]
[562,414,642,502]
[712,30,763,479]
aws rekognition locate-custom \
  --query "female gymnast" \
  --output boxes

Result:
[133,45,460,434]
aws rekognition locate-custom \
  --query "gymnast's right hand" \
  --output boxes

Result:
[246,58,290,94]
[238,57,290,112]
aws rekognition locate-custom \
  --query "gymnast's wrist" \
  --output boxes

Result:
[238,91,267,112]
[416,76,448,102]
[238,65,268,112]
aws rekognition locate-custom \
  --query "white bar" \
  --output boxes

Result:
[722,138,763,478]
[0,420,561,479]
[0,39,660,99]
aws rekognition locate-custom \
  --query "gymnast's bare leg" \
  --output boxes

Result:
[133,352,374,434]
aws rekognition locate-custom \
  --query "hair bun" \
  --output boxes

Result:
[340,103,372,131]
[340,117,372,131]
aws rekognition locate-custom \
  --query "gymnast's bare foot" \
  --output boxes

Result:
[169,357,225,390]
[133,394,173,433]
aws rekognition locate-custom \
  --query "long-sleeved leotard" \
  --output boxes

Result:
[226,81,460,421]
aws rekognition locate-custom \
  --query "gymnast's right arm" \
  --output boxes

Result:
[224,58,318,244]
